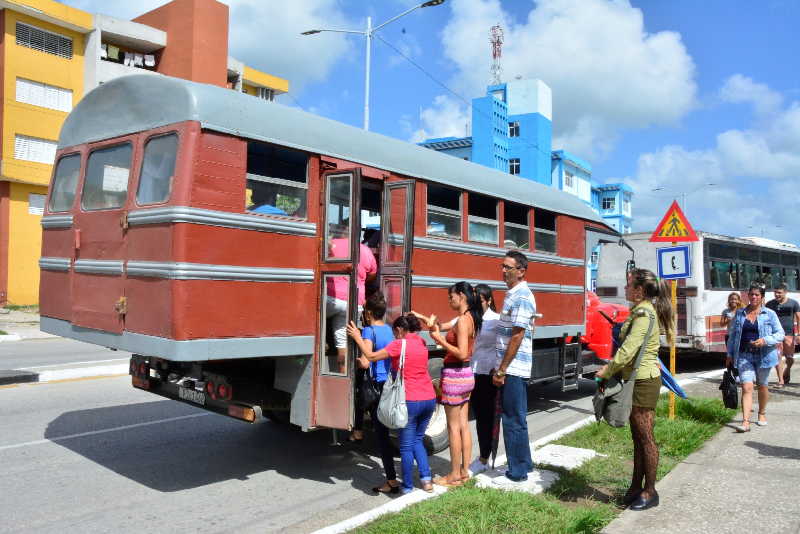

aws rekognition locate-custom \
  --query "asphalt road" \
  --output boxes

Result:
[0,342,725,533]
[0,338,130,370]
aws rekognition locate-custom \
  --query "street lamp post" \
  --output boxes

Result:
[651,183,716,215]
[302,0,445,131]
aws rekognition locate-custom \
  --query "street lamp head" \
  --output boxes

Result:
[421,0,445,7]
[301,29,321,35]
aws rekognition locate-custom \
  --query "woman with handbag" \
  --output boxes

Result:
[596,268,674,511]
[347,313,436,494]
[726,283,783,432]
[350,292,399,493]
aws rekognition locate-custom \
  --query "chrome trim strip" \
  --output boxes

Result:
[127,206,317,237]
[74,259,124,275]
[41,215,73,229]
[39,257,71,272]
[41,317,314,361]
[126,261,314,283]
[412,275,584,294]
[413,236,583,267]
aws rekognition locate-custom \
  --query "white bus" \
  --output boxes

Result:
[596,231,800,353]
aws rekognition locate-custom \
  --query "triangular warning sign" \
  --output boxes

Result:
[649,201,698,242]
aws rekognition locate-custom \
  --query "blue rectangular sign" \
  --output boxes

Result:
[657,245,691,280]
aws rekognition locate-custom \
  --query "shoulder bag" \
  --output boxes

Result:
[377,339,408,429]
[358,329,381,411]
[719,364,738,410]
[593,309,655,427]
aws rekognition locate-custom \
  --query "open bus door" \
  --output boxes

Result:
[380,179,415,322]
[314,169,362,429]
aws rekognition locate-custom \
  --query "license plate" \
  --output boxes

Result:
[178,387,205,406]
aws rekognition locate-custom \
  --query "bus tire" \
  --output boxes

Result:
[423,358,448,455]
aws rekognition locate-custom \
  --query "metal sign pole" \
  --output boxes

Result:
[669,257,677,420]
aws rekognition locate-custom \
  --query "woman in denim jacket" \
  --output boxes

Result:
[726,283,783,432]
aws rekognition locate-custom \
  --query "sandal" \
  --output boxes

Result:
[421,481,434,493]
[433,476,463,488]
[372,482,400,494]
[756,412,767,426]
[734,423,751,433]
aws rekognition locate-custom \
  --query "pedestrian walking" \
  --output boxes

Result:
[765,283,799,387]
[347,313,436,494]
[596,268,674,511]
[491,251,537,487]
[720,291,743,346]
[727,283,783,431]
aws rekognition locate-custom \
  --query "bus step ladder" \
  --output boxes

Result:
[561,361,579,392]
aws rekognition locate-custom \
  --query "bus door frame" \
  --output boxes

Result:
[313,168,362,430]
[380,179,416,322]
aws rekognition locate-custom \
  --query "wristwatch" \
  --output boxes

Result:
[495,369,506,378]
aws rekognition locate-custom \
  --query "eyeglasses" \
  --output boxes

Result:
[501,264,518,271]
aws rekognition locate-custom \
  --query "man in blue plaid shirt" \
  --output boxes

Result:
[492,250,536,486]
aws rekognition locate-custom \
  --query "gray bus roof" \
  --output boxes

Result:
[59,74,609,226]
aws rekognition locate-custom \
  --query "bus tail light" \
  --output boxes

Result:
[205,380,216,399]
[217,383,232,401]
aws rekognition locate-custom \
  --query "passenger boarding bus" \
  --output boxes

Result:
[39,75,618,451]
[596,231,800,353]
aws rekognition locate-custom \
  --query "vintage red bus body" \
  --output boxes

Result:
[40,74,617,434]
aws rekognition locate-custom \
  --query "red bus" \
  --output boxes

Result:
[39,75,618,451]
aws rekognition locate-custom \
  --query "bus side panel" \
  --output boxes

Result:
[189,132,246,213]
[557,216,585,259]
[535,293,584,324]
[39,271,71,320]
[41,227,74,260]
[171,280,316,340]
[125,278,174,338]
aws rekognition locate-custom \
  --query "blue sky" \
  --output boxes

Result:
[63,0,800,244]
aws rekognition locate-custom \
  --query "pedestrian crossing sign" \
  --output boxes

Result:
[649,200,698,242]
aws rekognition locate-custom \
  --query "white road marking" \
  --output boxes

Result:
[313,368,728,534]
[23,358,129,370]
[0,412,210,452]
[35,364,130,382]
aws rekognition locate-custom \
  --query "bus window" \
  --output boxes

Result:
[48,153,81,212]
[709,260,736,289]
[761,266,777,289]
[81,143,132,210]
[468,192,498,245]
[325,174,352,262]
[245,141,308,218]
[534,209,557,253]
[137,134,178,205]
[739,264,759,288]
[504,202,529,250]
[784,268,799,291]
[426,185,461,239]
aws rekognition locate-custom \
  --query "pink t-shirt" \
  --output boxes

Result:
[326,240,377,305]
[385,333,435,401]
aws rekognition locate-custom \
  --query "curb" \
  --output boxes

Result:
[0,334,23,343]
[0,363,129,386]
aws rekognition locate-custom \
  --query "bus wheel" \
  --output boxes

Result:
[423,358,448,454]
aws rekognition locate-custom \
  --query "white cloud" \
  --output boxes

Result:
[625,78,800,244]
[720,74,783,116]
[409,95,470,142]
[60,0,354,90]
[418,0,697,159]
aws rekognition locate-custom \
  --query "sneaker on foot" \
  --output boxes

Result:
[469,458,488,475]
[492,475,525,487]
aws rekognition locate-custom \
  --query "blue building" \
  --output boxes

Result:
[419,78,634,289]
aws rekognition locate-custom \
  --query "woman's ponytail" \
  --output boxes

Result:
[630,268,675,344]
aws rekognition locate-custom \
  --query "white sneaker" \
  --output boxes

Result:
[491,475,525,487]
[469,458,489,475]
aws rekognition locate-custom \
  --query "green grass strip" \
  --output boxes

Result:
[353,396,733,534]
[0,330,7,335]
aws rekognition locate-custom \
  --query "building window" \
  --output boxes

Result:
[564,171,574,188]
[509,158,520,175]
[534,209,557,253]
[16,22,73,59]
[28,194,45,215]
[427,185,461,239]
[468,192,498,244]
[602,197,615,211]
[246,141,309,218]
[508,121,519,137]
[623,225,631,234]
[257,87,275,101]
[623,195,631,213]
[504,202,529,250]
[590,250,600,265]
[16,78,72,112]
[14,135,57,164]
[49,154,81,212]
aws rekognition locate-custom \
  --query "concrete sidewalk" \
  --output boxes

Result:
[603,388,800,534]
[0,308,56,341]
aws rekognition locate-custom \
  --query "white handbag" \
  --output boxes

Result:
[376,339,409,429]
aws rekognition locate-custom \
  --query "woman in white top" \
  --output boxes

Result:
[721,292,743,344]
[466,283,501,475]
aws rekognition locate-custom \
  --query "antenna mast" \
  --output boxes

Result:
[489,24,503,85]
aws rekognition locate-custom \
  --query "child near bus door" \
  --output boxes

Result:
[347,314,436,493]
[414,282,481,487]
